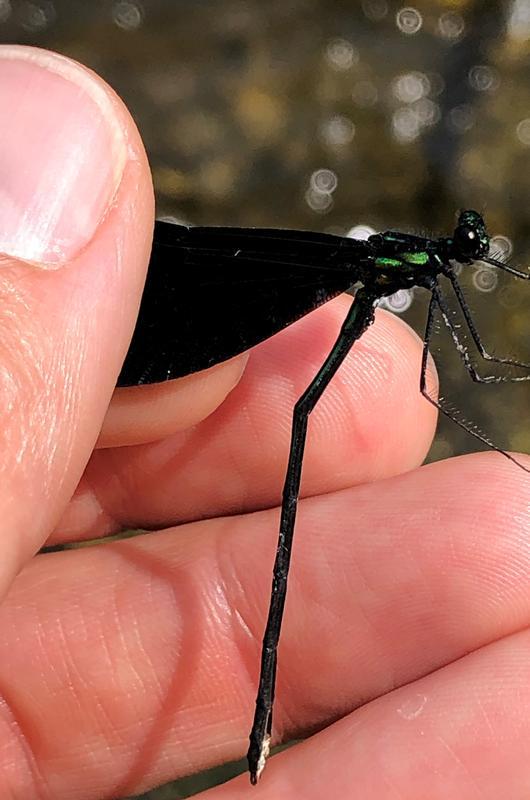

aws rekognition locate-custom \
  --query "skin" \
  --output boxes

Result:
[1,48,529,800]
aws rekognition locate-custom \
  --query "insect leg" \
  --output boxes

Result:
[434,287,530,383]
[247,290,376,785]
[420,291,529,472]
[448,272,530,373]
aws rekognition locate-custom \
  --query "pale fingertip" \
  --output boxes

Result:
[0,45,129,267]
[98,353,249,448]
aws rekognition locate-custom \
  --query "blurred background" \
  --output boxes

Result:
[1,0,529,796]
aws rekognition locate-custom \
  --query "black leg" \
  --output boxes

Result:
[434,287,530,383]
[420,290,529,473]
[449,272,530,373]
[247,290,376,784]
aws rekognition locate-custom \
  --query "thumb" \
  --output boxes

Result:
[0,46,153,595]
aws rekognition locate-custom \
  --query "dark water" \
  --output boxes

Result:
[2,0,528,460]
[2,0,529,795]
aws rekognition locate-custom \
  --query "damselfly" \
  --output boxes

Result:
[117,209,530,784]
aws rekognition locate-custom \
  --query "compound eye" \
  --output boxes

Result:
[454,224,479,257]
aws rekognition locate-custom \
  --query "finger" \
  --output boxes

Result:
[0,44,151,596]
[55,299,438,541]
[99,295,430,449]
[1,454,528,796]
[209,629,530,798]
[0,45,246,588]
[99,354,248,448]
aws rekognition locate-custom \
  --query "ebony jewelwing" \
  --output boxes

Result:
[117,209,530,784]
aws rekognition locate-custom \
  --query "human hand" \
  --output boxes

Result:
[0,45,529,800]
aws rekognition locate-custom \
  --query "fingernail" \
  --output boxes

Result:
[0,46,128,268]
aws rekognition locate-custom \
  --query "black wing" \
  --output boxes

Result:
[117,222,369,386]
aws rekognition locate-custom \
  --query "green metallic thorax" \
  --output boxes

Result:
[370,230,437,272]
[374,250,430,269]
[365,230,442,296]
[402,250,430,265]
[374,257,402,269]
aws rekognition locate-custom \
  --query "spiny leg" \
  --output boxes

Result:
[247,290,376,784]
[434,287,530,383]
[448,272,530,373]
[484,254,530,280]
[420,291,529,473]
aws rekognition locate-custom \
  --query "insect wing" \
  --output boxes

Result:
[118,222,368,385]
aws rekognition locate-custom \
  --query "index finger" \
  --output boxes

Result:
[55,298,438,541]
